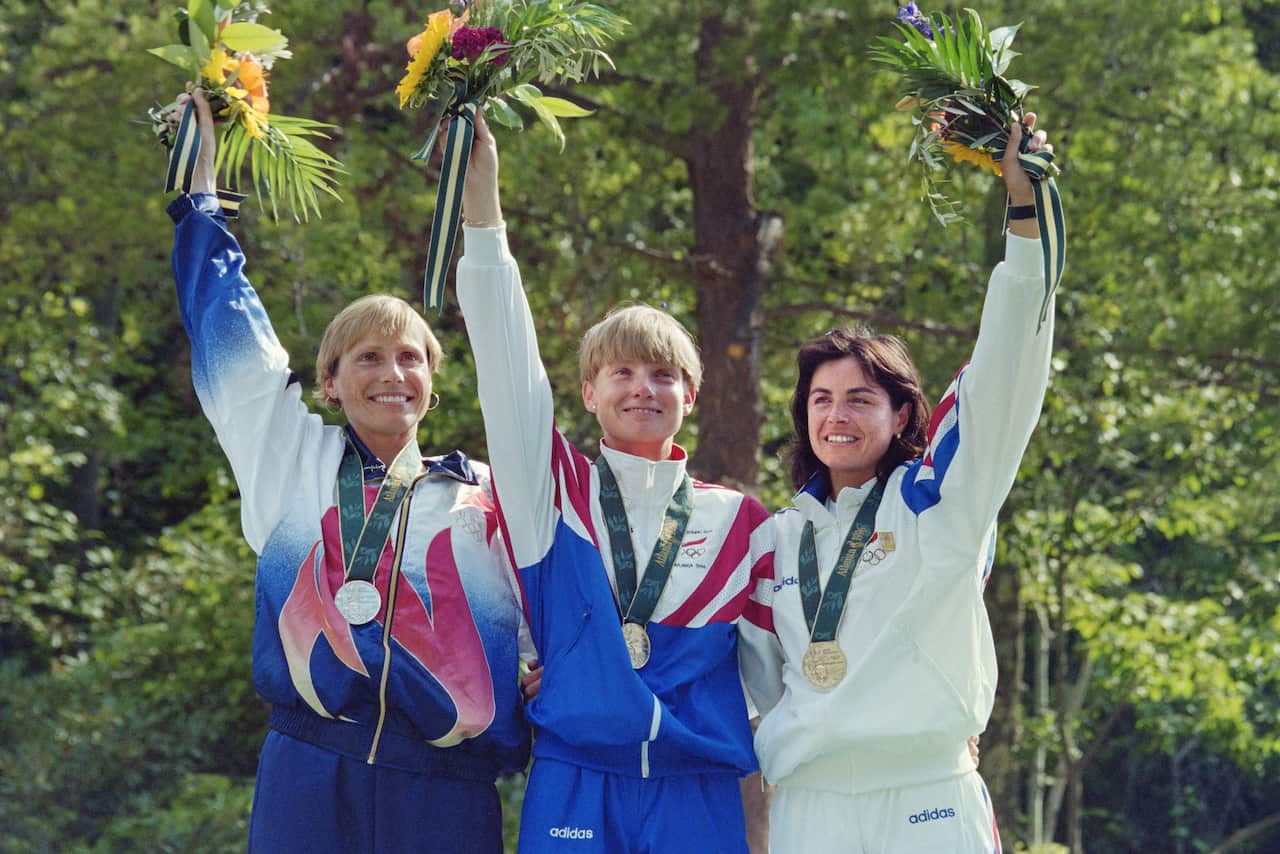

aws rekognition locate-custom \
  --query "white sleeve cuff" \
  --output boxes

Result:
[1003,233,1043,275]
[461,223,514,266]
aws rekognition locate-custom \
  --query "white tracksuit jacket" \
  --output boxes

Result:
[741,234,1052,794]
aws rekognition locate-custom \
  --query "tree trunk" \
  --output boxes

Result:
[684,14,776,490]
[984,554,1025,831]
[1031,600,1052,845]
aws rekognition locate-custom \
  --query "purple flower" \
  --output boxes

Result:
[897,3,934,38]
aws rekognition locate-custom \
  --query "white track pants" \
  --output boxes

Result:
[768,770,1002,854]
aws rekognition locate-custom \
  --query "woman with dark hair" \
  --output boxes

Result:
[738,115,1058,852]
[786,329,932,489]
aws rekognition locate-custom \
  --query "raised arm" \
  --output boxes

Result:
[903,113,1057,553]
[455,115,569,569]
[169,90,331,552]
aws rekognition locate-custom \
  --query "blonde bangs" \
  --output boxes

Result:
[579,304,702,391]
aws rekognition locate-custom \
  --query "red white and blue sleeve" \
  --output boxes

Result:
[902,234,1053,565]
[737,509,783,718]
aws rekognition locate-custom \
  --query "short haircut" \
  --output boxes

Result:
[314,295,442,407]
[787,326,931,490]
[578,304,703,392]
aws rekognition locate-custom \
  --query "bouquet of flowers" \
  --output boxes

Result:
[395,0,628,308]
[872,3,1064,326]
[147,1,344,221]
[870,3,1053,224]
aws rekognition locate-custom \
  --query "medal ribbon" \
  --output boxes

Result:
[337,438,423,582]
[595,456,694,629]
[994,129,1066,333]
[798,479,886,643]
[163,101,249,219]
[412,70,478,311]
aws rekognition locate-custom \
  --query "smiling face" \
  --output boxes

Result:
[582,360,695,461]
[806,356,910,495]
[324,333,433,463]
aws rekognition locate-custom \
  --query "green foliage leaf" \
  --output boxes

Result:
[219,22,289,55]
[535,96,594,118]
[187,12,211,68]
[187,0,217,47]
[485,96,525,130]
[147,44,195,70]
[510,83,565,149]
[988,23,1022,76]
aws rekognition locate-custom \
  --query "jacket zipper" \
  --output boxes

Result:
[366,478,423,764]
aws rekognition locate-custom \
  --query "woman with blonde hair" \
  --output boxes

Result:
[165,90,530,853]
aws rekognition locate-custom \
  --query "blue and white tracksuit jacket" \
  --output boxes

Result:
[169,194,530,782]
[456,224,775,783]
[741,234,1052,801]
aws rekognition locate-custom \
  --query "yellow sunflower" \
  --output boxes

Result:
[396,10,454,109]
[942,140,1002,176]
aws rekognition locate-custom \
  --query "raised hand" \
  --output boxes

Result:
[1000,111,1053,207]
[1001,111,1053,238]
[170,87,217,197]
[459,112,503,227]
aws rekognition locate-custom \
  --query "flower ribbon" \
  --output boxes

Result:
[412,70,477,311]
[996,130,1066,333]
[162,102,248,219]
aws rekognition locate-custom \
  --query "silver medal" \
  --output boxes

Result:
[334,579,382,625]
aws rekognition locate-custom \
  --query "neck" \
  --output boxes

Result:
[357,429,418,467]
[601,435,678,462]
[829,468,877,497]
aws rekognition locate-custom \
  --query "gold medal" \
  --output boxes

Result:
[334,579,382,625]
[801,641,846,690]
[622,622,651,669]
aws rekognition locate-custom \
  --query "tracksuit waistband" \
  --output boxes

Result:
[780,740,976,795]
[269,706,500,783]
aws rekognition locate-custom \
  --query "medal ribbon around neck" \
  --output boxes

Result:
[595,456,694,631]
[798,478,886,644]
[337,438,423,585]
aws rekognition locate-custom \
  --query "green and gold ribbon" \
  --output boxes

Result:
[797,479,885,643]
[595,456,694,631]
[996,130,1066,333]
[162,102,248,220]
[412,70,478,311]
[337,438,423,582]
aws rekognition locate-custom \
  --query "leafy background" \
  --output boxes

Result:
[2,1,1278,852]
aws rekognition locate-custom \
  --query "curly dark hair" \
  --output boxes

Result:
[787,326,932,491]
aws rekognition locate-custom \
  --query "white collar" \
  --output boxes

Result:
[598,442,688,504]
[798,477,877,529]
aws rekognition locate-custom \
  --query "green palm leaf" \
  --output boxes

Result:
[215,114,345,222]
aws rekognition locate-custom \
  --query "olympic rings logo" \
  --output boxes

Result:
[861,548,888,566]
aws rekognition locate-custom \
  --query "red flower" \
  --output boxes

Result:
[450,26,509,65]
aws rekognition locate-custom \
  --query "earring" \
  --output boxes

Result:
[427,392,441,411]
